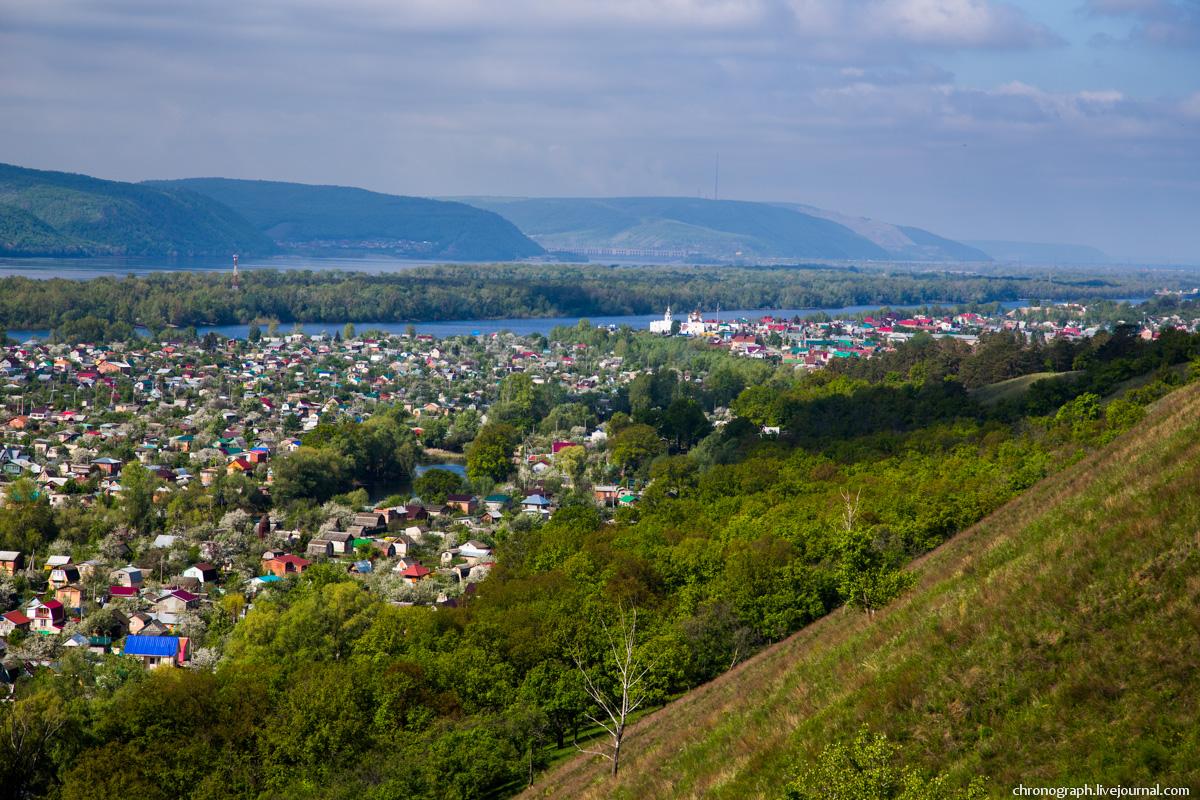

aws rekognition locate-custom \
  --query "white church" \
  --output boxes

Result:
[649,307,711,336]
[649,306,675,334]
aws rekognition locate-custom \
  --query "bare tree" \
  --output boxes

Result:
[840,487,861,532]
[573,605,653,777]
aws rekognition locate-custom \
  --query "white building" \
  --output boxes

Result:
[649,306,674,334]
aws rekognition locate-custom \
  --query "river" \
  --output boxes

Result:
[5,304,1042,342]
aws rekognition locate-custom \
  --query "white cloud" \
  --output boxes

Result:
[785,0,1061,48]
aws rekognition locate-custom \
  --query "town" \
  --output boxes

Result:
[0,295,1187,678]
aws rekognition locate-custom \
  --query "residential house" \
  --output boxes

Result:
[49,564,81,590]
[352,512,387,534]
[262,553,311,578]
[182,562,219,584]
[55,584,84,612]
[593,484,620,507]
[445,494,477,515]
[112,565,143,588]
[483,494,511,513]
[92,457,123,476]
[44,554,72,571]
[107,585,139,602]
[0,550,23,575]
[520,494,553,515]
[390,533,418,557]
[0,610,31,637]
[127,612,153,635]
[27,599,65,633]
[458,540,494,563]
[123,634,189,669]
[325,531,355,556]
[153,589,198,616]
[399,563,432,586]
[306,538,334,558]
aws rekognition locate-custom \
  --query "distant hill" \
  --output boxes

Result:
[0,163,278,258]
[458,196,990,262]
[155,178,545,261]
[527,384,1200,798]
[966,239,1111,264]
[458,196,891,260]
[777,202,993,262]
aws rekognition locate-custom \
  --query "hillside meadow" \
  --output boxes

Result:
[525,382,1200,799]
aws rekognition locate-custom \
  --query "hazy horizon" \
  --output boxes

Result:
[1,0,1197,262]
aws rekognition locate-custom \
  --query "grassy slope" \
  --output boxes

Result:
[970,372,1073,406]
[525,384,1200,799]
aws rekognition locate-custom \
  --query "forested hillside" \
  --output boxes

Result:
[527,374,1200,799]
[0,163,277,257]
[153,178,544,261]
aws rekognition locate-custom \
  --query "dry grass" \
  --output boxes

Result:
[523,384,1200,799]
[969,371,1076,406]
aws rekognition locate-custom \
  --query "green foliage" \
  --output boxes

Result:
[150,177,544,260]
[0,162,276,257]
[0,261,1172,333]
[785,727,988,800]
[271,447,351,505]
[0,478,57,553]
[119,462,159,535]
[413,468,465,505]
[467,423,519,483]
[608,423,665,475]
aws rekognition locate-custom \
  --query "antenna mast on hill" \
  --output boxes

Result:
[231,254,240,290]
[714,153,720,201]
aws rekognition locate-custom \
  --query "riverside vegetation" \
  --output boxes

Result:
[0,262,1181,340]
[1,320,1198,799]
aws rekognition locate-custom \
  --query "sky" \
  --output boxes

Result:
[1,0,1198,262]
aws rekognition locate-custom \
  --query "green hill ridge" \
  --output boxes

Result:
[0,163,277,257]
[153,178,545,261]
[526,383,1200,799]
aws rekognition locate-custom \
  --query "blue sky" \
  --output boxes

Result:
[0,0,1197,261]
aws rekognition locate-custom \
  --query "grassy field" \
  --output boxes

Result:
[523,383,1200,799]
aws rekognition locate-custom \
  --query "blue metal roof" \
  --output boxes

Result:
[123,635,178,657]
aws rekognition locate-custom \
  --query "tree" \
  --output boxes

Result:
[573,605,653,777]
[466,423,518,483]
[608,424,664,475]
[120,462,158,535]
[659,397,711,451]
[785,726,987,800]
[837,522,915,621]
[0,690,73,799]
[247,323,262,343]
[342,322,356,340]
[271,447,349,504]
[413,468,465,505]
[0,479,57,554]
[554,445,587,486]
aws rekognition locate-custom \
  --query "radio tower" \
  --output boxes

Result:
[231,254,240,290]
